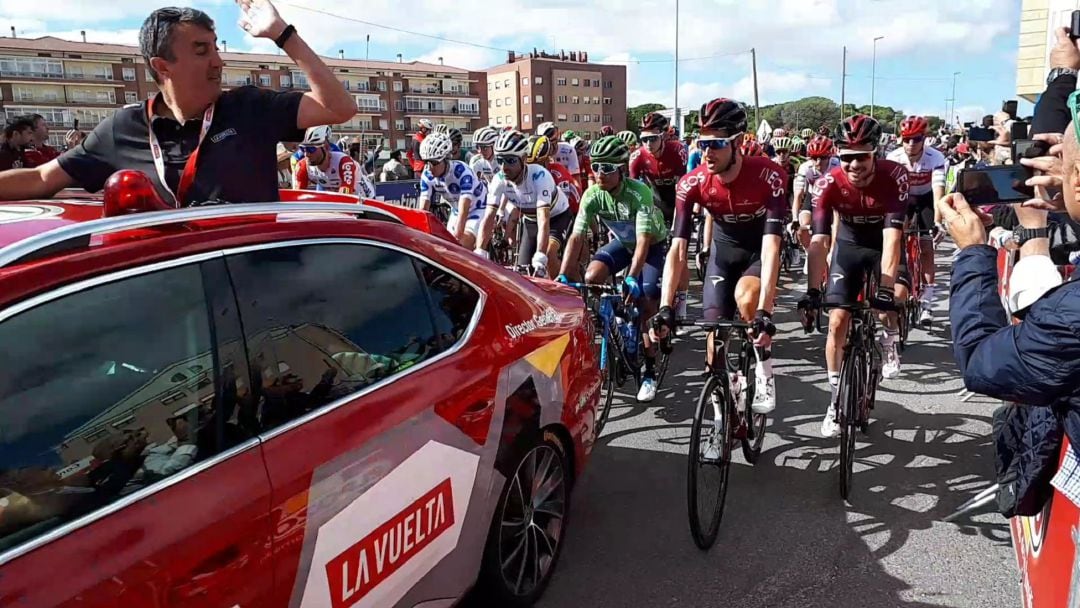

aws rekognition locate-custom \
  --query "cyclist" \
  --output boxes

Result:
[800,128,815,141]
[417,132,487,249]
[293,125,375,198]
[618,130,640,153]
[528,134,581,213]
[652,98,788,414]
[537,122,581,178]
[687,136,703,171]
[469,125,500,183]
[600,125,616,138]
[571,136,591,192]
[886,115,946,326]
[476,129,573,278]
[445,127,472,163]
[802,115,910,438]
[741,139,765,157]
[556,136,668,402]
[792,136,840,266]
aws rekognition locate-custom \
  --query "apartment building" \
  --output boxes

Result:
[485,50,627,140]
[0,35,487,151]
[1015,0,1074,102]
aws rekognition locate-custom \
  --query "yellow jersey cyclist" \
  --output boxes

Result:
[556,135,669,402]
[476,129,573,278]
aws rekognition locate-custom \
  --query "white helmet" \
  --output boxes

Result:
[536,122,558,138]
[772,128,787,138]
[417,118,434,131]
[494,129,530,157]
[301,125,332,146]
[473,126,499,147]
[433,123,450,134]
[419,132,454,162]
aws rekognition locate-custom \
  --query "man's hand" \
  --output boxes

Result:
[1050,26,1080,71]
[623,276,642,300]
[648,305,675,342]
[870,285,895,312]
[937,193,990,250]
[751,309,775,348]
[1020,133,1066,211]
[237,0,287,40]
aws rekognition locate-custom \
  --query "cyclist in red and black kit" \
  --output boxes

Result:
[651,98,787,414]
[801,114,911,438]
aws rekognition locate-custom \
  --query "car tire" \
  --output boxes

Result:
[478,430,570,606]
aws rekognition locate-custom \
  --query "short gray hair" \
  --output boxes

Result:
[139,7,215,84]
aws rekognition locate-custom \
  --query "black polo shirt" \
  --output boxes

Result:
[58,86,306,206]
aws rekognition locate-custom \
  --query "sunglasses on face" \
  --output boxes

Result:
[495,155,521,166]
[775,149,790,154]
[903,136,925,144]
[300,145,320,154]
[697,134,741,151]
[640,135,661,144]
[477,144,493,152]
[591,162,621,175]
[839,152,872,163]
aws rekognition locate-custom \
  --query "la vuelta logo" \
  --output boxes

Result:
[325,478,455,608]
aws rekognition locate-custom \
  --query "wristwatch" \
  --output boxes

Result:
[1014,226,1049,245]
[1046,67,1079,85]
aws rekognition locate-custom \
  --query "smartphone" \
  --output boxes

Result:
[1002,100,1018,120]
[967,126,996,142]
[1009,119,1029,141]
[1072,10,1080,40]
[957,166,1030,205]
[1012,139,1050,197]
[73,117,79,130]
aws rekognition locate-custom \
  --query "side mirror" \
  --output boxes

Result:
[103,170,171,217]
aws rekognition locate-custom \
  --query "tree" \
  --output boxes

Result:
[760,97,839,134]
[627,103,665,133]
[683,110,699,135]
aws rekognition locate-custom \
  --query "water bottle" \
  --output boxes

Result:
[622,316,638,357]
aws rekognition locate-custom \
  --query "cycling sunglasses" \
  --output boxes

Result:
[300,145,321,154]
[640,135,661,144]
[477,144,493,151]
[838,152,873,163]
[697,133,742,151]
[902,135,925,144]
[495,155,521,166]
[591,162,621,175]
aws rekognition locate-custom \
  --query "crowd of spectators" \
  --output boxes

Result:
[0,114,83,172]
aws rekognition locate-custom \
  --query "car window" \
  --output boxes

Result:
[0,263,228,552]
[417,262,480,347]
[225,243,442,432]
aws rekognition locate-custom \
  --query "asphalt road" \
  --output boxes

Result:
[538,248,1020,608]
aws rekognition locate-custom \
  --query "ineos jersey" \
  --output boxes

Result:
[886,145,946,197]
[553,142,580,175]
[629,140,688,186]
[673,156,788,250]
[293,151,375,198]
[812,159,908,249]
[487,163,570,218]
[419,160,487,215]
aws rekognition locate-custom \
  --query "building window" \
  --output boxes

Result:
[593,114,600,122]
[583,114,591,123]
[496,99,502,107]
[557,77,567,86]
[535,76,543,84]
[571,78,579,86]
[535,95,544,103]
[379,119,388,130]
[504,96,511,105]
[495,81,501,89]
[557,95,567,103]
[604,114,612,123]
[536,114,544,121]
[124,91,137,103]
[604,97,612,105]
[583,79,591,88]
[557,113,567,121]
[583,97,590,105]
[144,68,154,82]
[496,116,503,125]
[393,80,402,92]
[522,95,529,105]
[503,78,510,87]
[394,100,404,111]
[593,79,600,87]
[604,80,613,88]
[395,119,405,130]
[122,67,136,81]
[259,74,271,87]
[521,77,528,86]
[571,96,578,104]
[572,114,580,122]
[523,114,530,123]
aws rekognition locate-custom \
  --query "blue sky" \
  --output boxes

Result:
[1,0,1028,122]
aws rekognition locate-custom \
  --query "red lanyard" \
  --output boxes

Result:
[146,99,214,207]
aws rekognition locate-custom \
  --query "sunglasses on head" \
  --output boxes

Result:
[839,152,872,163]
[903,135,925,144]
[640,135,661,144]
[591,162,621,175]
[495,155,521,166]
[697,133,741,151]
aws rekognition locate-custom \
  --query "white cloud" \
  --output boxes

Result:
[19,28,141,46]
[411,45,504,71]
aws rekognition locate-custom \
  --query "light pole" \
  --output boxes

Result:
[870,36,884,119]
[674,0,679,134]
[949,71,960,127]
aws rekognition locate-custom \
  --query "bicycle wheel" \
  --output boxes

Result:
[837,347,864,500]
[687,374,733,550]
[595,328,617,437]
[739,341,767,464]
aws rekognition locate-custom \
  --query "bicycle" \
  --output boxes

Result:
[822,281,884,501]
[692,212,708,282]
[780,225,800,274]
[675,318,767,550]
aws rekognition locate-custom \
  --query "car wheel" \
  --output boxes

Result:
[479,431,569,606]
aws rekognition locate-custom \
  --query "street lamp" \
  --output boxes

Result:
[870,36,884,119]
[949,71,961,127]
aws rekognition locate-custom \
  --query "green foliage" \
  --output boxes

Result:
[626,103,666,133]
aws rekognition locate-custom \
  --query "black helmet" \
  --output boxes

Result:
[837,114,882,148]
[698,98,747,134]
[640,112,670,133]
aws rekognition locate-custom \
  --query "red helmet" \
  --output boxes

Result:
[740,139,763,157]
[699,98,747,134]
[600,125,615,137]
[837,114,881,149]
[899,116,929,138]
[640,112,669,133]
[807,136,834,158]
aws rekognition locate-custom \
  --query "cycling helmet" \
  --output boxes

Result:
[772,128,787,139]
[301,125,333,146]
[794,141,807,156]
[698,98,747,134]
[536,122,558,138]
[807,135,834,158]
[419,132,453,162]
[433,124,450,134]
[600,125,616,137]
[771,136,793,151]
[617,130,639,146]
[561,129,578,143]
[817,125,831,136]
[494,129,530,157]
[899,116,929,138]
[741,139,764,157]
[417,118,434,131]
[526,135,553,163]
[589,135,630,164]
[800,128,814,140]
[473,126,499,147]
[447,127,463,145]
[837,115,882,149]
[571,137,588,153]
[640,111,669,133]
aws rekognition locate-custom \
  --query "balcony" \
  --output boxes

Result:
[405,104,479,116]
[68,96,117,106]
[407,84,474,97]
[0,69,115,83]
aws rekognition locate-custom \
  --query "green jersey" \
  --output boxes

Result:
[572,178,668,249]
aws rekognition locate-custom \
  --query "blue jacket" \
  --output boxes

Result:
[950,246,1080,490]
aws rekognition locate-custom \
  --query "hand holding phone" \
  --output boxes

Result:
[957,166,1029,206]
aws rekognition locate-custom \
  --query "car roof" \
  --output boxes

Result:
[0,196,104,250]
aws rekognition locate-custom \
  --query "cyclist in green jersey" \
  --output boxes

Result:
[557,135,669,402]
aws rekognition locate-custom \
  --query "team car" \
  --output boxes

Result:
[0,172,602,607]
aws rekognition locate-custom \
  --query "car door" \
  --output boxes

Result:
[222,239,499,608]
[0,257,275,607]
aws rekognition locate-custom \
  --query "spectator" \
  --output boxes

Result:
[407,118,433,179]
[380,149,411,181]
[0,1,354,205]
[0,117,34,171]
[21,114,60,168]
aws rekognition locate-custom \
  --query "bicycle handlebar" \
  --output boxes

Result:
[565,282,619,294]
[675,318,752,330]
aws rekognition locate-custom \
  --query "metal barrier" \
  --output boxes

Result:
[373,179,422,209]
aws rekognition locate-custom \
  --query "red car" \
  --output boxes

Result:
[0,173,602,607]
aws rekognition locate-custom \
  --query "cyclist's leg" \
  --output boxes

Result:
[457,212,481,250]
[586,239,622,285]
[639,241,667,352]
[870,246,904,379]
[916,198,937,315]
[734,256,779,412]
[517,216,539,267]
[822,240,868,435]
[702,242,752,369]
[545,211,573,278]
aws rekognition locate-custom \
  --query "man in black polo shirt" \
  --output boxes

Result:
[0,0,354,205]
